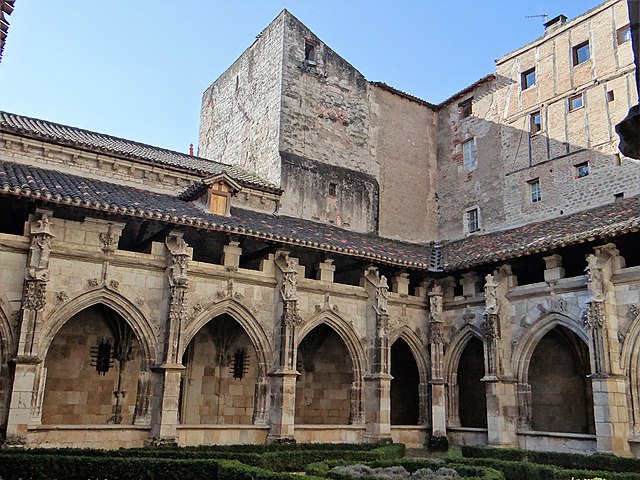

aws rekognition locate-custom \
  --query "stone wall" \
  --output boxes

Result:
[198,12,285,185]
[370,86,439,242]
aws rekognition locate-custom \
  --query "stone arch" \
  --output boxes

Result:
[444,324,485,428]
[38,287,157,369]
[444,324,483,383]
[391,327,429,384]
[620,311,640,432]
[297,310,366,382]
[182,298,271,378]
[390,328,428,425]
[512,312,588,384]
[0,290,16,363]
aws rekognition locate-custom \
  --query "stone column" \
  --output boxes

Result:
[5,209,54,445]
[267,252,303,442]
[222,237,242,270]
[362,267,392,443]
[428,284,448,449]
[583,244,631,456]
[482,270,518,448]
[148,231,190,445]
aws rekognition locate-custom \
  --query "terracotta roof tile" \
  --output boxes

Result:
[0,111,280,193]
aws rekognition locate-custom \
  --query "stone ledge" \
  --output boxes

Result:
[28,425,150,431]
[517,430,596,440]
[177,425,269,430]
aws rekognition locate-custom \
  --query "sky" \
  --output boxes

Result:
[0,1,602,155]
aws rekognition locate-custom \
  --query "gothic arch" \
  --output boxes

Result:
[37,288,157,369]
[512,312,588,384]
[391,327,429,383]
[182,298,271,377]
[0,290,15,363]
[443,324,483,383]
[620,311,640,431]
[297,310,367,382]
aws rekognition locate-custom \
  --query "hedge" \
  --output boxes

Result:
[454,456,640,480]
[0,454,327,480]
[307,458,505,480]
[460,445,640,474]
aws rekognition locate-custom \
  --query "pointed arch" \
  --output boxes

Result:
[512,312,587,384]
[0,289,16,363]
[444,323,483,383]
[620,311,640,431]
[391,327,429,384]
[297,310,366,382]
[182,298,271,377]
[38,288,156,369]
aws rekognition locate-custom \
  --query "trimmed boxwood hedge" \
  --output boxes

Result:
[306,458,504,480]
[461,445,640,474]
[454,456,640,480]
[0,442,404,479]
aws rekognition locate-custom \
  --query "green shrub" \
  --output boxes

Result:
[460,445,640,473]
[307,458,504,480]
[454,456,640,480]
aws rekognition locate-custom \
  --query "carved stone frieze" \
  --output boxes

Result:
[99,224,120,254]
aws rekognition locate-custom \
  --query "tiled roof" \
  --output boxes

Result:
[0,160,434,269]
[0,0,15,63]
[0,111,280,193]
[440,197,640,270]
[1,159,638,272]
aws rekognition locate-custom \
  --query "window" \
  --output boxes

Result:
[459,97,473,119]
[617,24,631,45]
[530,111,542,134]
[304,40,317,65]
[328,182,337,197]
[575,162,589,178]
[466,208,479,233]
[521,67,536,90]
[568,93,583,111]
[529,179,541,203]
[463,138,476,170]
[208,181,232,216]
[607,90,615,102]
[572,41,590,66]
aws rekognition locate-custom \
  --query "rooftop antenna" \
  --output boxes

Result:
[525,13,549,24]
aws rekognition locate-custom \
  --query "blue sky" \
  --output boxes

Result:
[1,1,600,154]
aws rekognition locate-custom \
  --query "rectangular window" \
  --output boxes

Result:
[607,90,615,102]
[304,40,317,65]
[530,111,542,134]
[572,41,590,66]
[575,162,589,178]
[617,24,631,45]
[328,182,337,197]
[459,97,473,119]
[568,93,583,111]
[466,208,479,233]
[521,67,536,90]
[463,138,476,170]
[529,179,541,203]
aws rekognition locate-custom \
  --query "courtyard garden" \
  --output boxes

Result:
[0,442,639,479]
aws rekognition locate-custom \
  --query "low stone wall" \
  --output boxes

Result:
[390,426,427,448]
[293,425,366,443]
[517,430,597,454]
[176,425,270,445]
[27,425,150,449]
[447,427,488,446]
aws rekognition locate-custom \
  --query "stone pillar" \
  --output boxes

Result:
[316,258,335,283]
[362,268,392,443]
[222,237,242,270]
[5,209,54,445]
[148,231,190,445]
[391,273,410,296]
[461,272,481,298]
[268,252,303,442]
[543,254,565,283]
[582,244,631,456]
[482,271,518,447]
[252,376,269,425]
[428,284,447,447]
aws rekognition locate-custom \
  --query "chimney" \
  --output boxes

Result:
[544,14,567,34]
[189,143,194,156]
